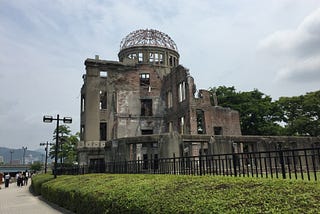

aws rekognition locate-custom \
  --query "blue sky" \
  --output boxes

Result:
[1,0,320,150]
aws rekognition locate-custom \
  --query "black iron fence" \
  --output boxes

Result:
[59,147,320,181]
[105,147,320,181]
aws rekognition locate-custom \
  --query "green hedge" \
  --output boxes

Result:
[34,174,320,213]
[31,173,54,195]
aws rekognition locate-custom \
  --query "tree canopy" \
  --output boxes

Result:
[50,125,79,165]
[209,86,320,137]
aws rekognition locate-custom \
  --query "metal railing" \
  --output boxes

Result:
[58,147,320,181]
[105,147,320,181]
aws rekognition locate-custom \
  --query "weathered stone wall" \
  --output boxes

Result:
[162,65,194,134]
[104,134,320,163]
[210,107,242,135]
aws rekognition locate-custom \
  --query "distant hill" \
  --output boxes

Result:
[0,147,49,164]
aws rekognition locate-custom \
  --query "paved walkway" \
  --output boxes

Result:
[0,181,73,214]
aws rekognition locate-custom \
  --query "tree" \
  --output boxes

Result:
[277,91,320,136]
[209,86,320,137]
[209,86,283,135]
[49,125,79,166]
[30,161,42,171]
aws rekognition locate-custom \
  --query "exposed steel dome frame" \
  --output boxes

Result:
[120,29,178,52]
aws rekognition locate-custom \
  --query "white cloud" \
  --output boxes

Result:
[258,8,320,82]
[276,55,320,82]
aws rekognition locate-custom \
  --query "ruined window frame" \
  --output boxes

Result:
[149,52,154,62]
[214,126,223,135]
[141,99,153,116]
[167,91,173,108]
[100,71,108,77]
[196,109,206,134]
[81,94,85,112]
[141,129,153,135]
[169,55,173,66]
[179,116,185,134]
[128,53,137,59]
[138,52,143,63]
[168,121,173,132]
[112,91,118,113]
[80,125,85,140]
[159,53,164,64]
[178,81,186,102]
[100,122,107,141]
[140,73,150,86]
[99,91,107,110]
[154,53,159,63]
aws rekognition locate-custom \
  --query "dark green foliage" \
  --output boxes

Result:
[50,125,79,164]
[33,174,320,213]
[30,161,42,171]
[210,86,283,135]
[210,86,320,137]
[277,91,320,136]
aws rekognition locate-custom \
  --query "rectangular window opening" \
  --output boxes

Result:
[168,122,173,132]
[179,117,185,134]
[141,129,153,135]
[81,95,85,112]
[100,91,107,110]
[214,127,223,135]
[140,73,150,86]
[167,91,173,108]
[141,99,152,116]
[149,53,154,62]
[178,81,186,102]
[80,125,85,140]
[138,53,143,63]
[196,109,206,134]
[159,54,164,64]
[100,122,107,141]
[100,71,108,77]
[154,53,159,63]
[128,53,137,59]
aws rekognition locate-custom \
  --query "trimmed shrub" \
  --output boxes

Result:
[35,174,320,213]
[30,173,54,195]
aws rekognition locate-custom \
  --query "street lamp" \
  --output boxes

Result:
[43,114,72,178]
[40,141,54,174]
[10,150,14,165]
[22,146,27,165]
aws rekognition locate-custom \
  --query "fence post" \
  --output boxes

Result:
[173,153,176,174]
[279,148,286,179]
[232,153,238,177]
[199,153,202,176]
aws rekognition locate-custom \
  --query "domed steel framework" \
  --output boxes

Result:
[120,29,178,52]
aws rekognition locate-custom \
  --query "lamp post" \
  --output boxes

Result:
[10,150,14,165]
[40,141,54,174]
[60,133,64,165]
[43,114,72,178]
[22,146,27,165]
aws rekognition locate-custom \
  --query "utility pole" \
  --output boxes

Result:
[40,141,54,174]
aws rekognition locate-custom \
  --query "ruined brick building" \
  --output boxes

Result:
[77,29,319,171]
